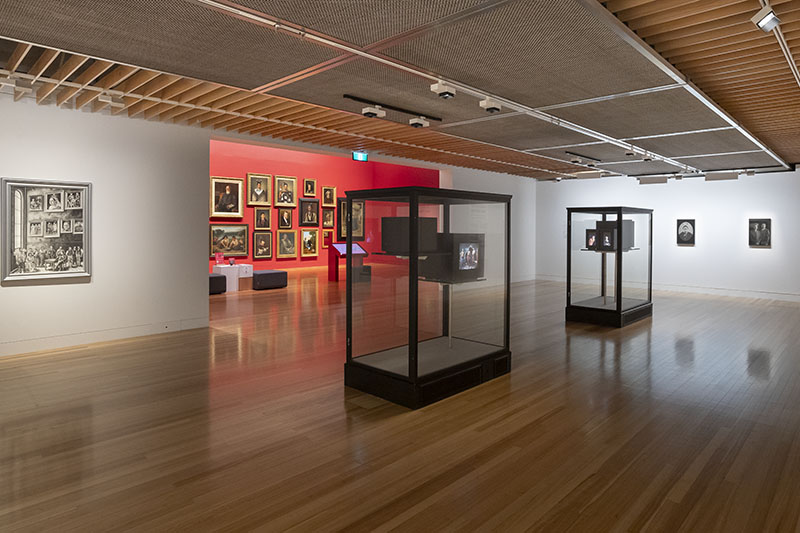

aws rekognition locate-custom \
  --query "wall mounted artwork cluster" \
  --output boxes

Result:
[675,218,771,248]
[209,173,363,260]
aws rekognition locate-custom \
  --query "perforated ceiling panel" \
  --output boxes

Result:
[549,88,729,139]
[598,161,682,176]
[268,58,512,126]
[532,143,632,164]
[0,0,339,90]
[382,0,674,109]
[631,130,759,158]
[233,0,488,47]
[677,152,782,172]
[439,113,596,150]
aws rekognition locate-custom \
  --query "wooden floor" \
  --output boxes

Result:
[3,267,800,531]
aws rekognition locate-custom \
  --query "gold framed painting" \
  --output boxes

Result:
[254,207,270,230]
[274,175,297,207]
[303,178,316,197]
[253,231,272,259]
[247,173,271,207]
[322,229,333,249]
[209,224,249,257]
[210,176,244,218]
[321,186,336,207]
[277,229,297,258]
[301,228,319,257]
[322,208,335,228]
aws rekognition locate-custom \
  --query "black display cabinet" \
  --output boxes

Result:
[345,187,511,409]
[566,206,653,327]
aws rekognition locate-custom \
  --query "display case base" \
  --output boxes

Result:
[566,302,652,328]
[345,349,511,409]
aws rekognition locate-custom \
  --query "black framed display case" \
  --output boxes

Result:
[345,187,511,409]
[566,207,653,327]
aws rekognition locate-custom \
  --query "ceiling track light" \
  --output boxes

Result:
[479,97,502,113]
[361,105,386,119]
[752,5,781,32]
[431,80,456,99]
[409,116,430,128]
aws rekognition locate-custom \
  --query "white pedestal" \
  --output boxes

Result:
[212,265,242,293]
[238,264,253,278]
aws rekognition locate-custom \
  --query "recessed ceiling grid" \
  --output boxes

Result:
[606,0,800,163]
[0,39,585,179]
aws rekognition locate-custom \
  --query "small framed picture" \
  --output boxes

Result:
[322,229,333,248]
[677,219,695,246]
[322,208,335,228]
[28,220,43,237]
[247,173,271,207]
[275,175,297,207]
[210,176,244,218]
[28,195,43,211]
[45,191,64,212]
[303,178,316,197]
[749,218,771,248]
[60,219,73,234]
[44,219,60,238]
[277,230,297,258]
[65,190,83,210]
[299,198,319,227]
[209,224,249,257]
[278,208,292,229]
[585,229,596,250]
[322,186,336,207]
[597,229,615,251]
[253,231,272,259]
[301,228,319,257]
[337,198,365,241]
[254,207,271,230]
[73,219,85,234]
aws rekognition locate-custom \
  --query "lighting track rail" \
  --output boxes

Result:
[342,94,442,121]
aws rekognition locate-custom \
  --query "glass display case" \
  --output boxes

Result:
[345,187,511,409]
[566,207,653,327]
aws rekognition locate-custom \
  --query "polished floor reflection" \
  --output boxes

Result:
[2,267,800,531]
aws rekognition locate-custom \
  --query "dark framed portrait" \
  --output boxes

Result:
[299,198,319,227]
[274,175,297,207]
[254,207,271,230]
[597,229,615,252]
[303,178,316,197]
[253,230,272,259]
[278,208,292,229]
[277,230,297,258]
[677,219,695,246]
[321,186,336,207]
[337,198,365,242]
[749,218,771,248]
[247,173,271,207]
[301,228,319,257]
[585,229,596,250]
[322,229,333,248]
[322,208,335,228]
[210,176,244,218]
[209,223,249,257]
[45,190,64,212]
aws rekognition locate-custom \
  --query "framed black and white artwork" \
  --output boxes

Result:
[677,219,695,246]
[749,218,771,248]
[2,177,92,282]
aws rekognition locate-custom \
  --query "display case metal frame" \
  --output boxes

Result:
[345,186,511,409]
[566,206,653,328]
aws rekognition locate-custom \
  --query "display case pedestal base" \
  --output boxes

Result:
[566,303,652,328]
[345,349,511,409]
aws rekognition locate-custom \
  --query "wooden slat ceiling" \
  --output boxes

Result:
[0,39,584,180]
[604,0,800,163]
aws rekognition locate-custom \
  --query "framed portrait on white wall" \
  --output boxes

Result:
[2,177,92,282]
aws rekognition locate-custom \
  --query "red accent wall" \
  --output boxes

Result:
[209,140,439,271]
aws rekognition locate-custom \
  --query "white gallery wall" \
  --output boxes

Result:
[0,95,211,356]
[536,171,800,301]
